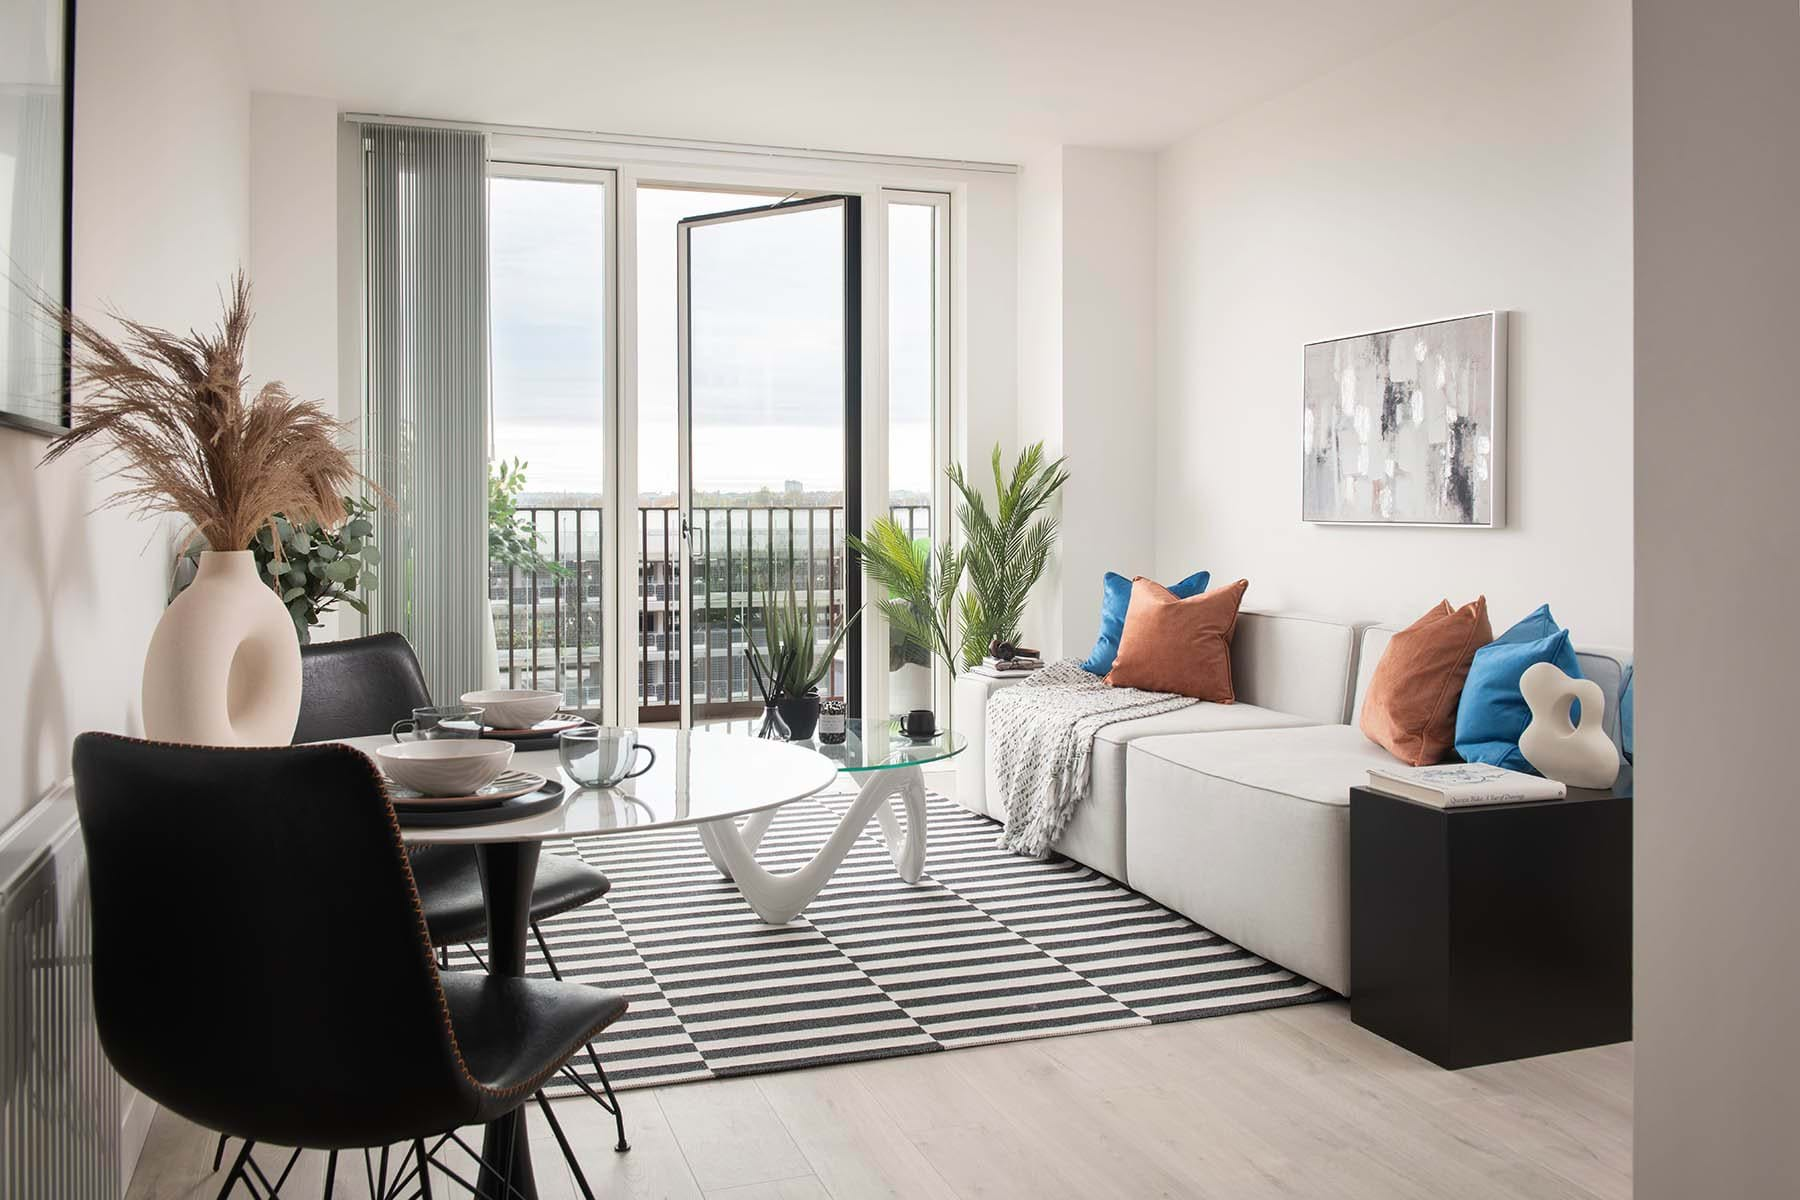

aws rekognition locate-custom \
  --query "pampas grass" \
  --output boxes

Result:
[40,273,359,552]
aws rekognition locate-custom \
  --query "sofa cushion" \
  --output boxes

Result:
[1019,701,1318,883]
[1123,724,1405,995]
[1231,612,1360,725]
[1129,722,1402,807]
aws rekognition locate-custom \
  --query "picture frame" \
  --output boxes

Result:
[1301,311,1507,528]
[0,0,76,437]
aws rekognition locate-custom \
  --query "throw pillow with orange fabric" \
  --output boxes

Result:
[1105,577,1250,702]
[1359,596,1494,766]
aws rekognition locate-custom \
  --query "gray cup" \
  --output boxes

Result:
[392,705,486,742]
[559,726,656,788]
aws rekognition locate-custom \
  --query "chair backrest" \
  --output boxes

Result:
[1351,624,1634,749]
[294,632,434,743]
[1230,611,1361,725]
[71,733,476,1148]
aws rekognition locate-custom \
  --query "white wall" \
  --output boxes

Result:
[1060,146,1157,661]
[0,0,250,832]
[1154,0,1633,643]
[248,91,351,638]
[1633,2,1800,1195]
[1012,147,1065,655]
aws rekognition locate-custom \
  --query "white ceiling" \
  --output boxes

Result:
[231,0,1466,163]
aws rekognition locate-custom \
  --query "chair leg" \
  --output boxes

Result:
[534,921,630,1152]
[535,1092,596,1200]
[321,1150,338,1200]
[213,1132,229,1172]
[414,1139,433,1200]
[214,1142,252,1200]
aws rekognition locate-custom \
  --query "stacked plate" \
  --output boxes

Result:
[461,689,593,749]
[372,739,566,827]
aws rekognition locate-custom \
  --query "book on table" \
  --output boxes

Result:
[1366,763,1567,808]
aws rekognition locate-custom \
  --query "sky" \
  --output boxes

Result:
[489,179,937,501]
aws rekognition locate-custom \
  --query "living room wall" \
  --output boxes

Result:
[1153,0,1632,644]
[0,0,250,833]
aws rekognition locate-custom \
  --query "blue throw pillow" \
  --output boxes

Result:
[1454,604,1583,774]
[1080,570,1210,675]
[1619,665,1634,762]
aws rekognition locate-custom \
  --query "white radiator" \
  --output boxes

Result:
[0,792,122,1200]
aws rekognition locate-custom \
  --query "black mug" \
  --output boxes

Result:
[902,709,936,739]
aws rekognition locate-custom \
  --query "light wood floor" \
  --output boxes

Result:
[124,1000,1631,1200]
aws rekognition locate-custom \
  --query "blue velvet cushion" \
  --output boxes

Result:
[1454,604,1584,774]
[1619,665,1634,762]
[1080,570,1210,675]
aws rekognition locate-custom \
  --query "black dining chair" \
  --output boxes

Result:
[293,633,631,1150]
[72,732,624,1200]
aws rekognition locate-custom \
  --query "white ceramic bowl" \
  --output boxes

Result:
[460,688,562,730]
[374,739,514,797]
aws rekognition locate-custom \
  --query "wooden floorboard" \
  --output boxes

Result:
[123,1001,1631,1199]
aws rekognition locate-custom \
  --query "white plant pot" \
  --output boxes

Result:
[481,593,506,690]
[141,549,301,746]
[890,662,932,717]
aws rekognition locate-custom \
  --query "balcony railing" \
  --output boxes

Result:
[490,504,931,720]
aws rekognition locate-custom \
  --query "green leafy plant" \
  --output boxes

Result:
[950,442,1069,668]
[847,521,962,679]
[742,591,861,701]
[489,457,571,578]
[178,494,380,643]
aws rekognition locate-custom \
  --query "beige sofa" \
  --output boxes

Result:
[953,612,1631,996]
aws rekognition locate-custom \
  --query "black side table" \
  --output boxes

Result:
[1349,768,1632,1069]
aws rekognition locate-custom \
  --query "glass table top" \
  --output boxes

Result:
[702,717,966,773]
[334,729,838,845]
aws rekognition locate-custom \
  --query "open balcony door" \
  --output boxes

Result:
[676,195,863,729]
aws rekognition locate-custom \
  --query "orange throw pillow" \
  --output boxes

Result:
[1106,578,1249,702]
[1360,597,1494,766]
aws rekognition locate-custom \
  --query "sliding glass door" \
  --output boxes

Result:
[676,196,863,727]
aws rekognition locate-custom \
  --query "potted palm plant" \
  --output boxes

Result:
[742,591,860,740]
[951,442,1069,668]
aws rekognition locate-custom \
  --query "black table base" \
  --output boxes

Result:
[476,840,544,1198]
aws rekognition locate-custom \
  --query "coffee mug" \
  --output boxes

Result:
[902,709,936,738]
[559,726,657,788]
[392,705,486,742]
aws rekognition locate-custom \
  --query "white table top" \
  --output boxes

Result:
[335,729,839,845]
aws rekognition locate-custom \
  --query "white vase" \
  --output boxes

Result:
[1518,661,1621,790]
[141,549,302,746]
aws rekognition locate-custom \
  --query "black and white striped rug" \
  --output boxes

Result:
[465,790,1330,1094]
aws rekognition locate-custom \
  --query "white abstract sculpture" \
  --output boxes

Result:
[1518,661,1621,789]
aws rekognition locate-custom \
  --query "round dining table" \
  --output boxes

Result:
[341,727,838,1199]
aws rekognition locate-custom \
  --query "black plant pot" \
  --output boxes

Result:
[775,691,822,740]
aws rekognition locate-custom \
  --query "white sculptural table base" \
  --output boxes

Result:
[697,763,929,923]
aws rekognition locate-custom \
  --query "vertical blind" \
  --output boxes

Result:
[363,123,489,705]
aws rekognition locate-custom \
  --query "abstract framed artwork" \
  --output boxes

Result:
[0,0,76,436]
[1302,311,1506,527]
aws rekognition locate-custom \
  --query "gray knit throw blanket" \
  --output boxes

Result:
[988,660,1197,858]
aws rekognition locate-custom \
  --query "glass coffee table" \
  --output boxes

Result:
[698,718,966,923]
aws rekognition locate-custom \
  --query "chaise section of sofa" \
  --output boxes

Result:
[1124,624,1633,996]
[953,612,1360,882]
